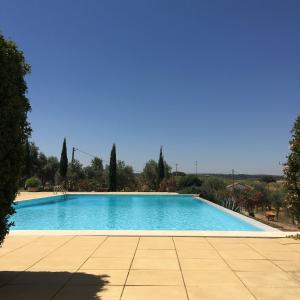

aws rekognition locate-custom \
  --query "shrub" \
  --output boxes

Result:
[177,175,202,190]
[25,177,41,188]
[0,34,31,245]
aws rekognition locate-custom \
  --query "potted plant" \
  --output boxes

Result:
[25,176,41,192]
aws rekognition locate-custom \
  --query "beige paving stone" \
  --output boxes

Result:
[289,271,300,282]
[81,257,132,270]
[54,285,123,300]
[183,270,241,286]
[218,249,265,260]
[102,237,138,247]
[262,251,300,261]
[173,237,209,244]
[0,236,40,257]
[0,284,60,300]
[68,269,128,286]
[272,260,300,271]
[131,258,180,270]
[213,243,253,251]
[126,270,183,285]
[187,284,255,300]
[92,247,135,258]
[180,258,230,270]
[249,287,300,300]
[30,256,87,270]
[138,237,174,249]
[121,286,187,300]
[278,238,300,245]
[177,248,221,259]
[134,250,177,259]
[207,237,247,245]
[248,243,291,253]
[286,244,300,252]
[226,259,281,272]
[0,256,40,270]
[236,271,300,287]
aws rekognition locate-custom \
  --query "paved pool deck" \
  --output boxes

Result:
[1,236,300,299]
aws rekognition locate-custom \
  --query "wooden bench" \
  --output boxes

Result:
[265,211,276,221]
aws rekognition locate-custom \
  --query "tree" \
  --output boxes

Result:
[158,146,165,183]
[22,139,32,180]
[109,144,117,191]
[0,34,31,245]
[117,160,137,191]
[59,138,68,182]
[284,116,300,223]
[84,157,104,191]
[43,156,59,185]
[140,160,159,191]
[261,176,276,183]
[68,159,85,191]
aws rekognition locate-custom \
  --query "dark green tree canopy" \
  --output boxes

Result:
[284,115,300,222]
[0,34,31,244]
[109,144,117,191]
[59,138,68,179]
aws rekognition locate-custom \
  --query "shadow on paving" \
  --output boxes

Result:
[0,271,110,300]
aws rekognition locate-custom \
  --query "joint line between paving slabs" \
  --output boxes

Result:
[119,236,141,300]
[50,235,108,300]
[205,238,258,300]
[172,237,190,300]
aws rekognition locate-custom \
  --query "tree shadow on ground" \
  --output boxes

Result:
[0,271,110,300]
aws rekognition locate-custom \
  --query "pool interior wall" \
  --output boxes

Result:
[10,194,272,232]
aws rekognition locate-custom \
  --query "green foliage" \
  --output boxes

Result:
[177,175,202,189]
[25,177,41,188]
[199,177,226,201]
[68,159,85,191]
[284,115,300,222]
[109,144,117,191]
[117,160,137,191]
[59,138,68,180]
[158,147,165,183]
[261,175,276,183]
[0,33,31,244]
[84,157,104,191]
[140,160,159,191]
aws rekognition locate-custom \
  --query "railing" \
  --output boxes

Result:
[53,185,67,199]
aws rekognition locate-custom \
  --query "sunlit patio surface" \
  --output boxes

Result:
[0,236,300,300]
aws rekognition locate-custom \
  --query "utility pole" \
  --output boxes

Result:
[175,163,178,177]
[195,161,198,176]
[71,147,76,163]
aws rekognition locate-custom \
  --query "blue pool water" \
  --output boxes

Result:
[11,194,263,231]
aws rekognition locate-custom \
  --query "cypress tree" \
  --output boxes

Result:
[284,116,300,222]
[59,138,68,181]
[109,144,117,191]
[158,146,165,184]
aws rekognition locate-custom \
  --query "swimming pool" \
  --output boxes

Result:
[11,194,265,231]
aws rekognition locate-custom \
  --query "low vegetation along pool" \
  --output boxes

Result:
[12,194,264,231]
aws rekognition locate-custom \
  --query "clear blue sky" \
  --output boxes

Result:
[1,0,299,174]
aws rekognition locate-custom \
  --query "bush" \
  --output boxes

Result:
[25,177,41,188]
[177,175,202,190]
[0,33,31,245]
[199,177,226,201]
[177,186,202,194]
